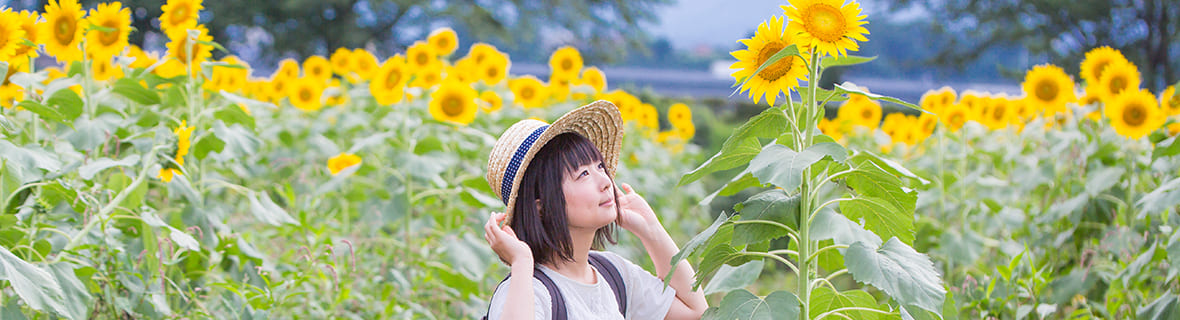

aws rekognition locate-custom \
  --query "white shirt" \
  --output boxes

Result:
[487,251,677,320]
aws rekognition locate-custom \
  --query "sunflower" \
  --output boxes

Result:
[666,102,693,128]
[1079,46,1127,88]
[85,2,131,61]
[370,55,408,106]
[0,84,21,109]
[40,0,87,63]
[302,55,332,81]
[478,51,510,85]
[159,0,201,32]
[940,103,970,133]
[165,23,213,70]
[880,112,907,141]
[428,27,458,56]
[917,112,938,138]
[730,16,809,106]
[1159,86,1179,116]
[351,48,378,81]
[406,41,437,71]
[429,80,478,125]
[818,117,844,141]
[919,89,941,115]
[1095,61,1141,103]
[549,46,584,79]
[159,120,195,182]
[329,47,352,76]
[466,42,500,65]
[958,90,987,122]
[837,94,882,130]
[982,95,1014,130]
[327,153,362,176]
[0,9,25,62]
[601,90,641,121]
[127,45,158,69]
[91,56,123,81]
[288,77,324,112]
[937,87,957,111]
[580,66,606,93]
[324,80,348,107]
[479,90,503,113]
[782,0,869,57]
[409,59,443,89]
[548,73,572,102]
[8,10,39,62]
[636,103,659,131]
[1021,64,1075,117]
[1106,89,1165,140]
[510,75,549,108]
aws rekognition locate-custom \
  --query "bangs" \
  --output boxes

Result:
[547,132,605,177]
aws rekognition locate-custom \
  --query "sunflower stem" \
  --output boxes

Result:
[797,50,821,320]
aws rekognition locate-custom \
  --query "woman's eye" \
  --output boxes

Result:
[579,170,589,177]
[597,162,606,170]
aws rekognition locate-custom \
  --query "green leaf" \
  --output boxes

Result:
[46,262,93,320]
[213,104,256,130]
[249,191,299,226]
[1154,135,1180,160]
[845,238,946,315]
[810,287,885,320]
[705,289,799,320]
[679,137,762,187]
[46,89,84,121]
[733,189,799,246]
[848,151,929,185]
[1084,167,1125,196]
[703,260,764,295]
[679,107,788,186]
[840,197,914,245]
[78,155,140,180]
[0,246,74,319]
[821,55,877,68]
[749,144,832,191]
[833,82,922,112]
[210,120,262,159]
[16,101,69,124]
[1119,245,1158,287]
[1137,177,1180,214]
[811,208,883,248]
[112,78,161,105]
[192,133,226,160]
[1138,292,1178,320]
[720,172,764,197]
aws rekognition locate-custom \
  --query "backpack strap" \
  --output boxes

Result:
[588,251,628,316]
[482,267,567,320]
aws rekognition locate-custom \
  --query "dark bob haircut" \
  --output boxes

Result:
[510,132,619,265]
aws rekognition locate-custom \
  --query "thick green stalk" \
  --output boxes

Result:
[797,50,821,320]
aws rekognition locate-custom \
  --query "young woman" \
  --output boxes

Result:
[482,101,707,319]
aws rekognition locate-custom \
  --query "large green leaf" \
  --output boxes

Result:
[732,189,799,246]
[703,260,764,295]
[192,133,226,161]
[1138,292,1178,320]
[833,82,922,112]
[46,89,84,121]
[811,207,882,248]
[0,246,74,319]
[249,191,299,226]
[840,197,914,245]
[848,151,929,185]
[679,107,788,186]
[703,289,799,320]
[77,155,140,180]
[46,262,93,320]
[845,238,946,315]
[809,287,885,320]
[1153,135,1180,160]
[210,120,262,159]
[749,143,836,191]
[821,55,878,69]
[1137,177,1180,214]
[112,78,161,105]
[671,212,732,267]
[213,103,256,130]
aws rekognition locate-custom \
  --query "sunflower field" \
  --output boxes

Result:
[1,0,1179,319]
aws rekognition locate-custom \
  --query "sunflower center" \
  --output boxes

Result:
[949,112,964,125]
[804,4,846,42]
[1123,103,1145,126]
[300,88,312,102]
[1092,60,1110,81]
[860,108,872,120]
[55,17,75,44]
[415,53,430,66]
[756,41,792,81]
[561,58,574,72]
[1168,96,1180,112]
[1035,79,1058,102]
[170,6,189,26]
[1109,75,1127,95]
[99,22,121,46]
[486,66,499,79]
[384,70,402,89]
[436,38,450,50]
[442,95,464,116]
[520,87,535,100]
[992,104,1006,121]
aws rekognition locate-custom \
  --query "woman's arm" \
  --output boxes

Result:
[615,183,708,319]
[485,212,536,319]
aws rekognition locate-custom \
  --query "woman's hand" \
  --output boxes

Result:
[614,182,663,239]
[483,212,533,267]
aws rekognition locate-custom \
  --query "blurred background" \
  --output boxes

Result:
[3,0,1175,104]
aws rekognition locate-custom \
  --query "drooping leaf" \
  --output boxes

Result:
[848,151,929,185]
[704,289,799,320]
[672,212,732,267]
[192,133,226,161]
[845,238,946,315]
[249,191,299,226]
[0,246,73,319]
[703,260,764,295]
[46,88,84,121]
[46,262,94,320]
[680,107,788,186]
[834,82,922,112]
[732,189,799,246]
[1084,167,1125,196]
[213,103,256,130]
[749,144,829,191]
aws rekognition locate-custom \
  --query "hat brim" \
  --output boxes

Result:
[502,100,624,225]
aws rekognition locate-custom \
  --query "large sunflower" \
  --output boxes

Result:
[165,23,213,70]
[7,10,39,62]
[1095,61,1141,103]
[509,75,549,109]
[159,120,195,182]
[1105,89,1165,140]
[429,80,478,125]
[729,15,809,106]
[1079,46,1127,88]
[370,55,408,106]
[1159,86,1179,116]
[288,77,325,112]
[1022,64,1076,117]
[159,0,202,32]
[428,27,458,56]
[982,95,1014,131]
[302,55,332,81]
[406,41,437,71]
[549,46,584,79]
[478,51,510,85]
[782,0,869,57]
[0,9,25,62]
[85,2,131,60]
[40,0,87,63]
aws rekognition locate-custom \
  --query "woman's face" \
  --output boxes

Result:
[561,160,617,230]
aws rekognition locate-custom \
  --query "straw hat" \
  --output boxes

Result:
[486,100,624,225]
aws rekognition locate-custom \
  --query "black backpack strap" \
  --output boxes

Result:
[588,252,628,316]
[482,268,567,320]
